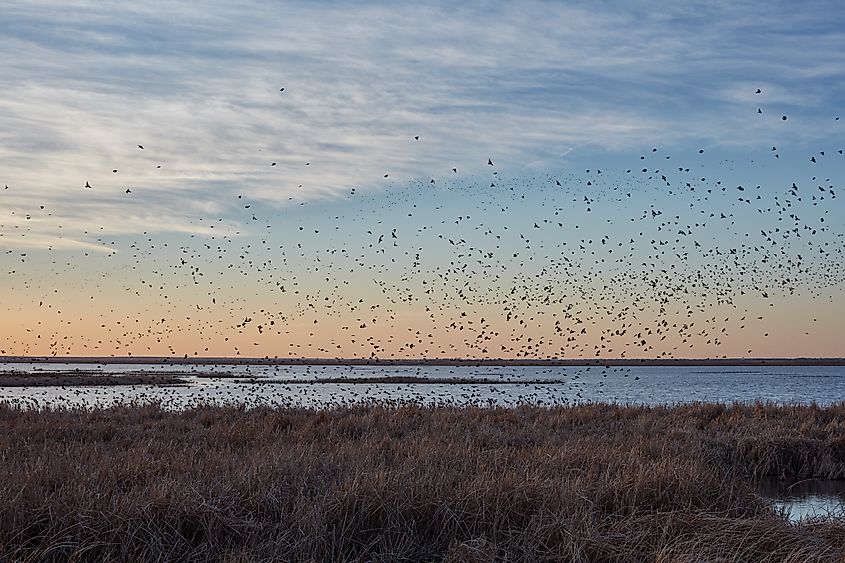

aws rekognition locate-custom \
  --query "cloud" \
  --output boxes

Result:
[0,0,843,248]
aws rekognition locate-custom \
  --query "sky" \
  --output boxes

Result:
[1,0,843,359]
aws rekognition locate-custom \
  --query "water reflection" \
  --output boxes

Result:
[758,478,845,523]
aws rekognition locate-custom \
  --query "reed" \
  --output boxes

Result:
[0,402,843,561]
[0,372,188,386]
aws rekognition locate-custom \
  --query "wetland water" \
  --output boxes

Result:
[1,363,843,409]
[759,479,845,523]
[5,361,845,523]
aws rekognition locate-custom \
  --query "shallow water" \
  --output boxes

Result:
[1,363,844,409]
[758,478,845,523]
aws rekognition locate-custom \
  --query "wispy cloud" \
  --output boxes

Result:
[1,0,843,248]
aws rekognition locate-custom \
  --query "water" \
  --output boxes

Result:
[0,363,843,409]
[758,478,845,523]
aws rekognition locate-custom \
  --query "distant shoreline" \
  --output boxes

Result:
[2,356,844,366]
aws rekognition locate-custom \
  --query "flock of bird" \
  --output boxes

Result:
[0,86,843,407]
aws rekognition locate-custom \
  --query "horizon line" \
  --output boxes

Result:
[2,356,844,367]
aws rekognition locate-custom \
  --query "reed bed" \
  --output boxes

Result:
[0,402,844,562]
[234,376,568,385]
[0,372,188,386]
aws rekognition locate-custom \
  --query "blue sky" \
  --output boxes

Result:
[2,0,843,250]
[1,1,844,357]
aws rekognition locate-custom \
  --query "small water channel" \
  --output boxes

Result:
[758,478,845,523]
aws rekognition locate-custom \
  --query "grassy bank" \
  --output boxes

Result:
[233,376,570,385]
[1,403,844,562]
[0,372,188,386]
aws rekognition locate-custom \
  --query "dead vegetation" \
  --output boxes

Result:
[235,376,567,385]
[0,372,188,386]
[0,402,844,561]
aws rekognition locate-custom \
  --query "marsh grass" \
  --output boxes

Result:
[234,376,568,385]
[0,402,844,561]
[0,372,188,386]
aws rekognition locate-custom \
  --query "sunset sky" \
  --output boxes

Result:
[1,0,843,359]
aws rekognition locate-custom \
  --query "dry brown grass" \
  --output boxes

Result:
[0,402,844,562]
[234,376,568,384]
[0,372,188,386]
